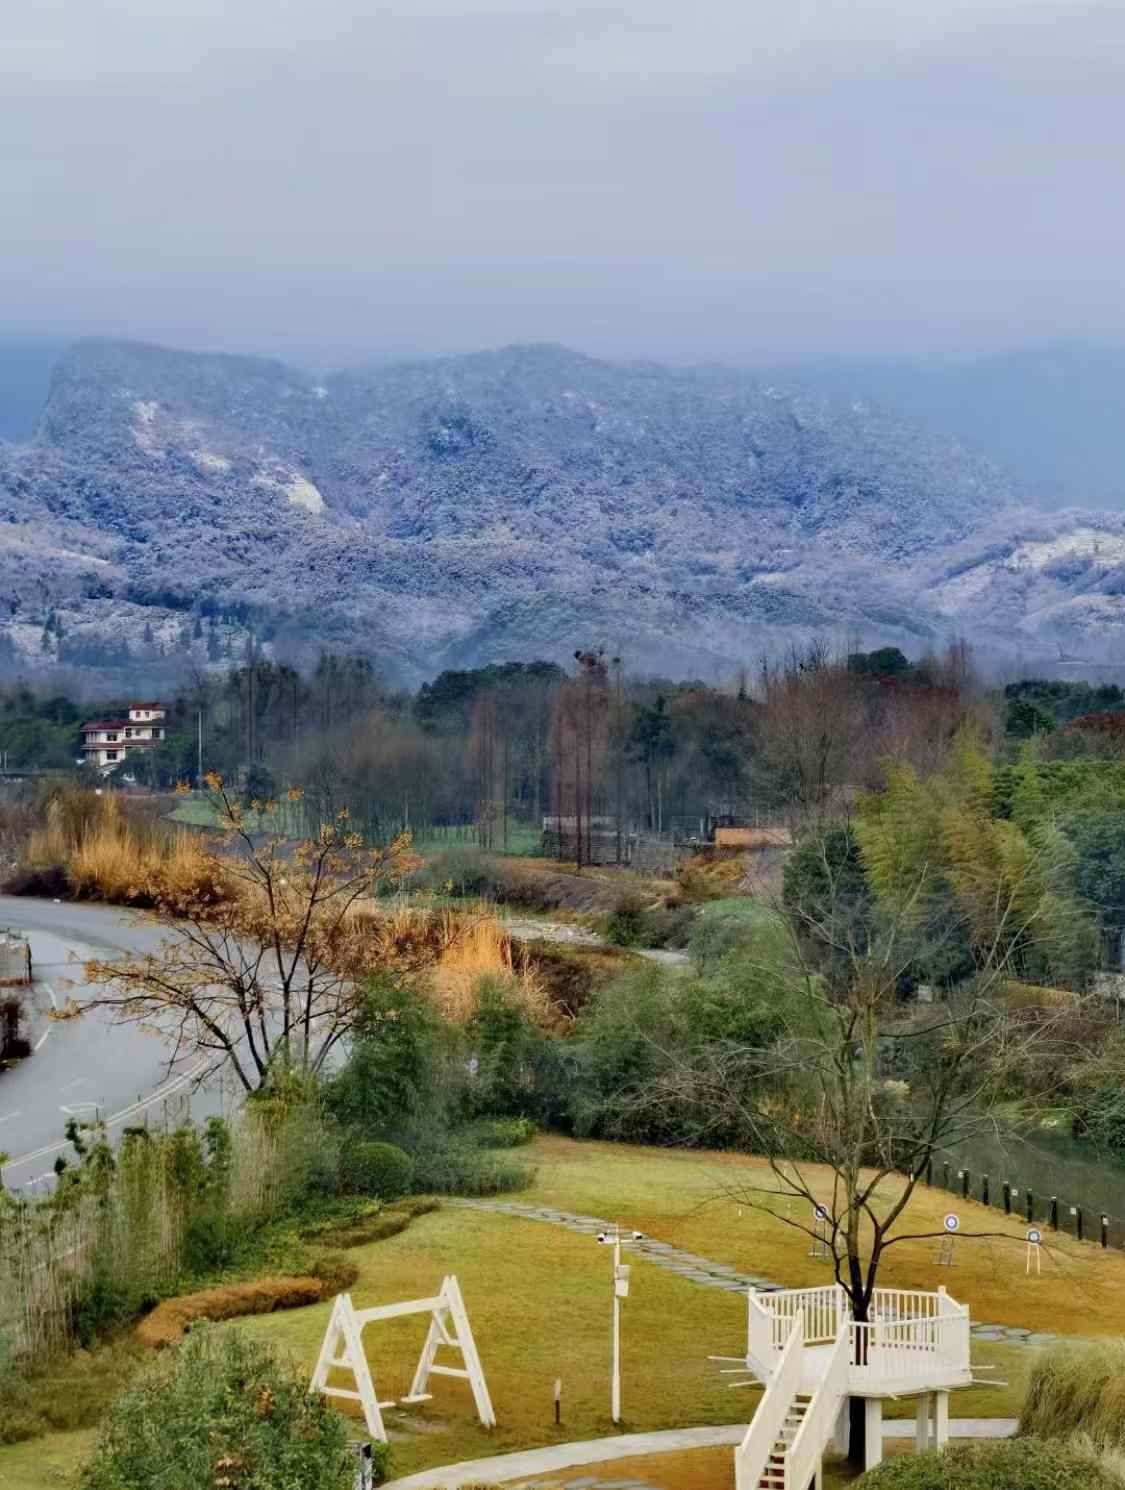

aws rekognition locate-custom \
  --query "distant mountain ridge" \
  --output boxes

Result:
[2,337,1124,682]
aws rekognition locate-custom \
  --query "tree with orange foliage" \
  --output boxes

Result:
[79,775,420,1092]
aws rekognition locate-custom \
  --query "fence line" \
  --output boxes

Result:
[925,1157,1122,1249]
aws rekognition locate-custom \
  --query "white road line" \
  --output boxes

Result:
[0,1058,209,1178]
[33,979,59,1052]
[0,1111,21,1125]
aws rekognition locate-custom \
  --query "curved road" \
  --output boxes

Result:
[0,896,226,1191]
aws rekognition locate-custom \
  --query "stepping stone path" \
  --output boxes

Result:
[447,1199,1054,1346]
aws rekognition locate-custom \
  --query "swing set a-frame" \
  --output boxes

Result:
[309,1275,495,1443]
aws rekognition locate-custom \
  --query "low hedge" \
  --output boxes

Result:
[858,1439,1122,1488]
[136,1271,354,1349]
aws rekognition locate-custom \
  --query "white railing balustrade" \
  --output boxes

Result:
[735,1315,804,1490]
[748,1289,777,1371]
[786,1321,849,1490]
[765,1284,845,1348]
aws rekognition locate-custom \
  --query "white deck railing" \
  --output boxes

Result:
[786,1321,850,1490]
[748,1284,971,1391]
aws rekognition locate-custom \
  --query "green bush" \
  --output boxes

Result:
[338,1139,414,1199]
[80,1326,359,1490]
[411,1140,534,1196]
[602,893,695,949]
[465,1116,537,1148]
[857,1439,1122,1488]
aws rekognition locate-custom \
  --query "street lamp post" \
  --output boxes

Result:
[597,1225,643,1423]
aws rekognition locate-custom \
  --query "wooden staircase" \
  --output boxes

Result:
[757,1394,813,1489]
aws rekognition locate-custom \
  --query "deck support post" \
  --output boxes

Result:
[915,1393,931,1453]
[933,1391,949,1450]
[831,1397,849,1457]
[864,1399,883,1471]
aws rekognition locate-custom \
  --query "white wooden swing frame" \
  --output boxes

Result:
[309,1275,495,1444]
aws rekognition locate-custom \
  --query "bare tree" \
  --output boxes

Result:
[75,778,420,1092]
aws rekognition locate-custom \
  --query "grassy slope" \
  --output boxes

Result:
[2,1134,1118,1487]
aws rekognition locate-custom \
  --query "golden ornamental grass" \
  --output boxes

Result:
[1021,1339,1125,1450]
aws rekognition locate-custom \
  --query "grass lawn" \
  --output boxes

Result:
[3,1134,1120,1489]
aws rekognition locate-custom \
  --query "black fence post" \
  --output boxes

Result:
[1103,1214,1110,1249]
[943,1162,950,1191]
[982,1174,990,1208]
[961,1169,970,1200]
[1027,1189,1035,1222]
[1076,1207,1084,1243]
[1050,1196,1059,1230]
[927,1158,933,1187]
[1003,1181,1012,1216]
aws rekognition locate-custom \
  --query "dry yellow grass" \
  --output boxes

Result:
[519,1135,1125,1340]
[430,911,551,1026]
[26,791,227,908]
[349,900,555,1026]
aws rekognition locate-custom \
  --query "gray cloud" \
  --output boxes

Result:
[2,0,1123,363]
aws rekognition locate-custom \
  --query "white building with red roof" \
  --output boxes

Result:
[81,702,167,774]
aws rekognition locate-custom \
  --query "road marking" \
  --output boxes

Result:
[60,1102,99,1115]
[33,979,59,1051]
[0,1111,20,1125]
[0,1058,209,1179]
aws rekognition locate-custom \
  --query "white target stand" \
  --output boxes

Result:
[309,1276,495,1443]
[1025,1227,1043,1276]
[936,1213,959,1267]
[809,1204,831,1261]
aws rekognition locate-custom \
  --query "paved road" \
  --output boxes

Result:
[0,896,227,1191]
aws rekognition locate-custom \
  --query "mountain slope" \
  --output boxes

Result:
[2,338,1120,681]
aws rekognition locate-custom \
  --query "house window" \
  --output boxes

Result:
[107,732,118,742]
[106,751,119,762]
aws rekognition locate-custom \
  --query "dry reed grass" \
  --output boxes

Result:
[349,900,555,1026]
[23,790,228,909]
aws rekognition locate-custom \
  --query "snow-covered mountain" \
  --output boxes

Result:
[2,338,1123,681]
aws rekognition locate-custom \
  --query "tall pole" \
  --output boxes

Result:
[611,1228,621,1423]
[197,708,203,786]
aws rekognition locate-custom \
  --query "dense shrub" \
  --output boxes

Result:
[81,1326,358,1490]
[571,948,810,1145]
[465,1116,537,1148]
[602,894,696,949]
[857,1439,1122,1488]
[338,1140,414,1199]
[323,978,445,1136]
[410,1140,534,1196]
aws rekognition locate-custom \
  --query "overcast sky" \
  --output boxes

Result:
[3,0,1124,366]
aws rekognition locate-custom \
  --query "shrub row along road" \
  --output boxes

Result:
[0,896,224,1192]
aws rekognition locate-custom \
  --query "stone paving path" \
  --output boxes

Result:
[447,1199,1055,1346]
[384,1420,1020,1489]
